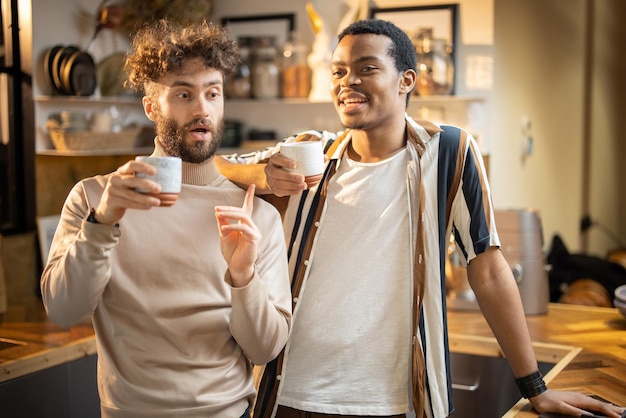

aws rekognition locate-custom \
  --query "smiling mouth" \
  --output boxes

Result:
[340,97,367,106]
[339,97,368,114]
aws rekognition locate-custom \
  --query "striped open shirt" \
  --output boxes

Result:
[226,115,500,417]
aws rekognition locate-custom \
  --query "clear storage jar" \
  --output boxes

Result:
[416,38,455,96]
[252,37,280,99]
[226,37,252,99]
[281,33,311,98]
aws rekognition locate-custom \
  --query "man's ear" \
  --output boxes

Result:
[142,96,155,121]
[399,69,417,94]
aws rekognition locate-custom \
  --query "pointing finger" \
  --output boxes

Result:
[242,184,255,216]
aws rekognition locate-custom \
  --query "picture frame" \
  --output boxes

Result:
[370,4,458,93]
[369,4,458,47]
[220,13,296,47]
[36,214,60,265]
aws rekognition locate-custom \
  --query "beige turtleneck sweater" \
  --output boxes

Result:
[40,142,292,418]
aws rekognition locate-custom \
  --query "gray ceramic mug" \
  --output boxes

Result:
[135,156,182,207]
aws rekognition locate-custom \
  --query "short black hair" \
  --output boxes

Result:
[338,19,416,74]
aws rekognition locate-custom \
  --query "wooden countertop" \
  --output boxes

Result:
[0,301,624,416]
[0,301,95,384]
[447,303,626,416]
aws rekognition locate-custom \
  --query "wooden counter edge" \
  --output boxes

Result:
[448,303,626,417]
[0,335,96,383]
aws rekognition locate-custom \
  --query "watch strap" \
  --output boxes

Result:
[86,208,100,224]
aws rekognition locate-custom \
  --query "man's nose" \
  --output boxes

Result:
[341,71,360,87]
[192,97,210,118]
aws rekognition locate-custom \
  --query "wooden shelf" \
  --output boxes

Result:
[35,95,141,105]
[37,144,272,157]
[36,146,154,157]
[224,95,485,105]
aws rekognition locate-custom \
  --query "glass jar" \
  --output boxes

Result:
[281,32,311,98]
[252,37,280,99]
[225,37,252,99]
[416,38,455,96]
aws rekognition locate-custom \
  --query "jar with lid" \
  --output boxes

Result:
[415,36,455,96]
[225,37,252,99]
[251,36,280,99]
[281,32,311,98]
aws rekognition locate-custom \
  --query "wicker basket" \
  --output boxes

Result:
[48,126,142,151]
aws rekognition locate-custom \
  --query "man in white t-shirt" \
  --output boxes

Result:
[218,19,625,418]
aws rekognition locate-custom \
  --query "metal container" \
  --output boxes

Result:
[495,209,550,315]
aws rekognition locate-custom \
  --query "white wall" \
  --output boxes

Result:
[587,1,626,255]
[491,0,587,253]
[492,0,626,256]
[213,0,494,45]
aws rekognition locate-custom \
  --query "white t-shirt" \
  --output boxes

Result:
[279,149,412,416]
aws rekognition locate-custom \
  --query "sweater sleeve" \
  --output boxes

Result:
[228,201,292,365]
[40,178,120,328]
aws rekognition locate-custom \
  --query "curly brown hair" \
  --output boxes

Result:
[124,19,239,94]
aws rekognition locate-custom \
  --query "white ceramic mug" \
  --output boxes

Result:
[279,141,324,185]
[135,156,182,207]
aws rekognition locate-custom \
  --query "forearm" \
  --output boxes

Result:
[230,276,291,364]
[474,264,626,416]
[229,216,292,364]
[41,183,119,328]
[214,156,272,194]
[41,221,117,328]
[467,248,539,378]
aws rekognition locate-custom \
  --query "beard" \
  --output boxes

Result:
[153,112,224,163]
[341,121,367,131]
[335,104,368,131]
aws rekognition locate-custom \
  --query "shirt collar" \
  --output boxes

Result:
[326,114,442,161]
[406,114,442,157]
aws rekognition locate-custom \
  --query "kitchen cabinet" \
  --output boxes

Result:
[0,354,100,418]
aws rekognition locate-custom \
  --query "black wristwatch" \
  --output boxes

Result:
[86,208,100,224]
[86,209,119,227]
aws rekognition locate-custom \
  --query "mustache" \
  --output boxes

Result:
[183,118,213,129]
[338,87,367,96]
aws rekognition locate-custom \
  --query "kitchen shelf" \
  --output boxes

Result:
[35,95,486,156]
[225,95,485,105]
[224,95,487,144]
[37,147,270,157]
[35,94,151,155]
[35,95,142,104]
[36,146,154,157]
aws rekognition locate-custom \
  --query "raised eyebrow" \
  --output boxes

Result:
[169,79,223,89]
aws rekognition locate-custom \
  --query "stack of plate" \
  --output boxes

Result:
[614,284,626,318]
[43,44,96,96]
